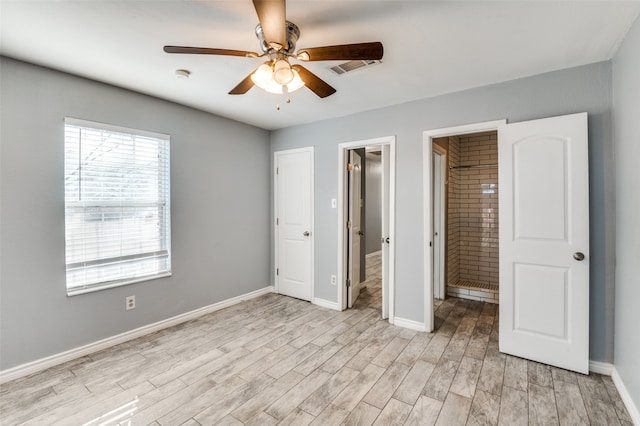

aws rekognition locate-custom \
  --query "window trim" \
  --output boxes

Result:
[64,117,172,296]
[65,117,170,141]
[67,272,172,297]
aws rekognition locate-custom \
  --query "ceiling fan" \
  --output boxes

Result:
[163,0,383,98]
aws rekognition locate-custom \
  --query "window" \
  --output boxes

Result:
[64,118,171,295]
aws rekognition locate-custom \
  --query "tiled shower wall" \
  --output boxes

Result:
[447,131,499,286]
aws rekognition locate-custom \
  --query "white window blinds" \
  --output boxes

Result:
[64,118,171,295]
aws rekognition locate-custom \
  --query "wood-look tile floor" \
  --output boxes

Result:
[1,254,632,425]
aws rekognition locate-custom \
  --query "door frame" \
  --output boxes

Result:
[338,136,396,321]
[432,145,447,300]
[274,146,315,301]
[423,120,506,331]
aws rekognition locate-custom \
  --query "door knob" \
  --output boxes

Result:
[303,231,310,237]
[573,252,585,261]
[358,231,364,236]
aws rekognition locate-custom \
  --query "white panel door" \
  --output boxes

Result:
[276,148,313,301]
[499,112,589,374]
[348,150,362,308]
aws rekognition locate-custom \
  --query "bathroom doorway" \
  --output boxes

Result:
[423,119,506,331]
[424,114,590,373]
[433,131,500,305]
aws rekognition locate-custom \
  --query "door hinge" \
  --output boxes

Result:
[276,218,279,225]
[276,268,279,276]
[346,279,351,288]
[347,220,352,229]
[347,162,353,172]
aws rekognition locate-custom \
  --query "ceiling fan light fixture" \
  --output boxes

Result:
[264,80,284,94]
[287,69,305,93]
[273,59,294,85]
[251,60,303,95]
[250,62,273,90]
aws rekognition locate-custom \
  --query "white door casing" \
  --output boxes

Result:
[432,148,446,300]
[275,147,314,301]
[381,144,390,319]
[499,112,589,374]
[348,150,363,308]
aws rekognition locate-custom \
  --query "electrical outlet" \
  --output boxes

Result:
[331,275,337,285]
[126,295,135,310]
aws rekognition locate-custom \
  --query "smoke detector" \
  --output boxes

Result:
[175,69,191,79]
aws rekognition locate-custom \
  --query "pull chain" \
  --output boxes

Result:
[276,87,292,111]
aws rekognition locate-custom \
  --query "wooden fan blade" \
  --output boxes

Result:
[164,46,258,57]
[296,42,383,62]
[252,0,286,49]
[293,65,336,98]
[228,70,256,95]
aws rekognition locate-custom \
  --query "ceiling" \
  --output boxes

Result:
[1,1,639,130]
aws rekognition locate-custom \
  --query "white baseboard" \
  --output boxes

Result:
[313,297,340,311]
[589,360,614,375]
[0,286,275,384]
[393,316,426,332]
[612,367,640,425]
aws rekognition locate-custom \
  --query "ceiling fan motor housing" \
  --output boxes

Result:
[255,21,300,53]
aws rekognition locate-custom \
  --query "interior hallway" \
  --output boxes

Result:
[0,253,631,425]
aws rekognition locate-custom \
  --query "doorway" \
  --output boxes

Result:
[346,148,385,314]
[424,114,590,374]
[424,120,505,331]
[338,136,395,322]
[433,130,500,304]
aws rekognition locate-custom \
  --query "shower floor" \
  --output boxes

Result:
[447,280,499,304]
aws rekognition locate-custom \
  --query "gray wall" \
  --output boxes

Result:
[0,58,271,370]
[613,17,640,412]
[270,61,615,362]
[365,153,382,255]
[0,54,624,371]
